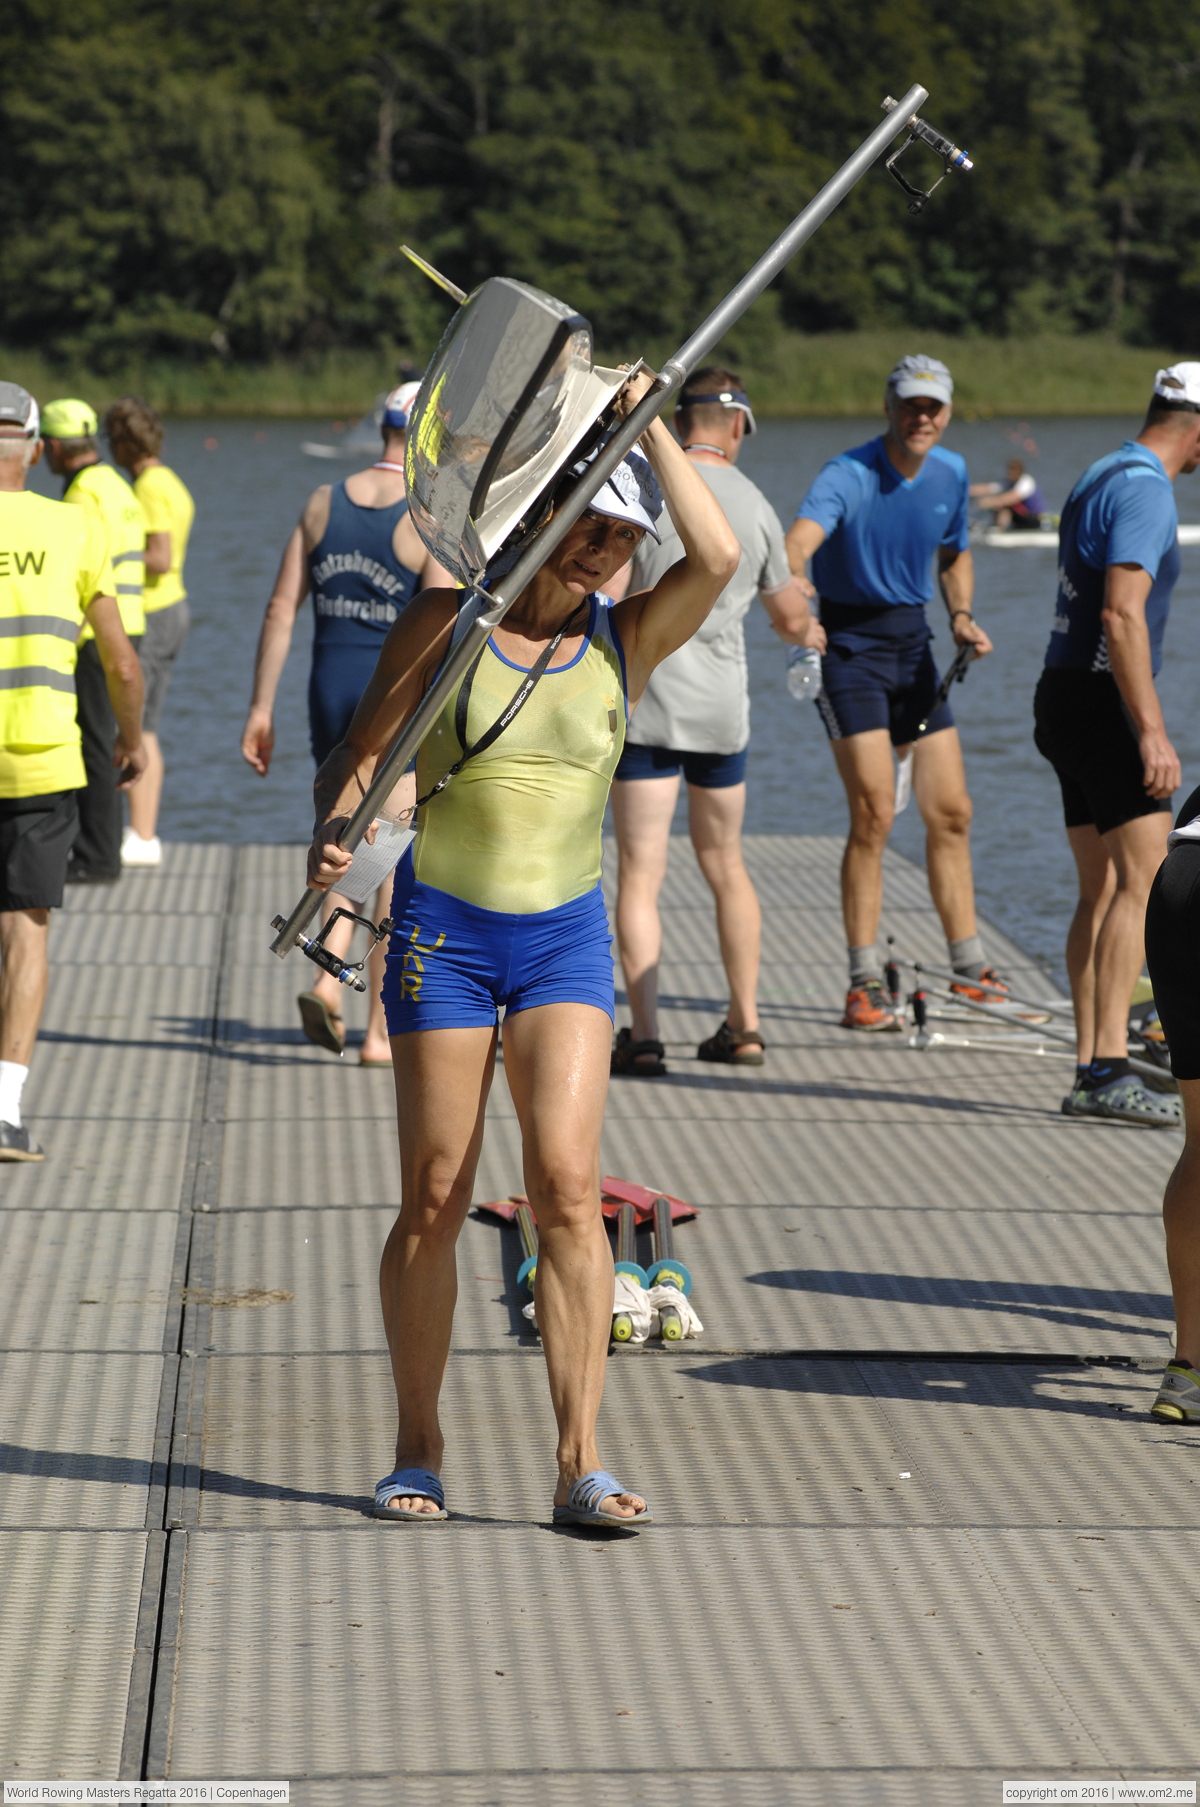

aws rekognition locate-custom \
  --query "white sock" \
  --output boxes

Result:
[0,1061,28,1128]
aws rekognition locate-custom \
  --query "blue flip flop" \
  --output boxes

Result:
[552,1469,651,1528]
[372,1467,448,1521]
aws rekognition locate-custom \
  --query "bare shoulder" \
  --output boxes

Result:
[300,484,333,550]
[409,586,460,625]
[379,586,462,691]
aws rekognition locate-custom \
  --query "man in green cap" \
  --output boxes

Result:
[42,399,147,882]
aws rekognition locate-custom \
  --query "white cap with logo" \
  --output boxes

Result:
[886,354,954,406]
[574,447,664,542]
[1153,363,1200,412]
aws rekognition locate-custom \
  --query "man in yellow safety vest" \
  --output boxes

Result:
[42,398,147,883]
[0,382,146,1160]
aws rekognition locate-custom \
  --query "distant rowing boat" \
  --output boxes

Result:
[978,524,1200,549]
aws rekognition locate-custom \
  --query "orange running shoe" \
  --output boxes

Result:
[948,965,1010,1003]
[841,979,902,1031]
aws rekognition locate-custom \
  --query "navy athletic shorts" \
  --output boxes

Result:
[381,857,615,1035]
[613,742,747,787]
[815,598,954,746]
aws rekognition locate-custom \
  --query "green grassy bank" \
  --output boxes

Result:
[0,332,1177,420]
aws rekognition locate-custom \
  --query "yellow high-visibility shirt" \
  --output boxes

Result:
[135,463,193,612]
[0,491,114,798]
[64,461,146,640]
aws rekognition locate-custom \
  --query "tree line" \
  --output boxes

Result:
[2,0,1197,371]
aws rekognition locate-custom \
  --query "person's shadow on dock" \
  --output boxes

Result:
[745,1268,1173,1340]
[0,1442,364,1513]
[683,1352,1178,1422]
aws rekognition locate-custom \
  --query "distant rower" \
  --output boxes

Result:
[241,382,452,1065]
[969,458,1046,532]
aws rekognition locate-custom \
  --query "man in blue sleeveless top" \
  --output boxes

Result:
[242,382,451,1063]
[785,355,1001,1032]
[1034,362,1200,1127]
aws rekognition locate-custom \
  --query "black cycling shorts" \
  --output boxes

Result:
[1033,668,1171,837]
[1145,784,1200,1080]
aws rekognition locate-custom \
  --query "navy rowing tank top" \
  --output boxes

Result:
[307,481,420,651]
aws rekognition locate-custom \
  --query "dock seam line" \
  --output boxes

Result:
[117,844,239,1782]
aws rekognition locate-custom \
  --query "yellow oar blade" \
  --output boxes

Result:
[400,245,467,305]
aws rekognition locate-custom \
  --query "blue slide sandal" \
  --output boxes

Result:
[372,1467,449,1521]
[552,1468,651,1528]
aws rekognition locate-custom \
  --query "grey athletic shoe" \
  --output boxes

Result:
[1061,1082,1091,1117]
[1151,1361,1200,1423]
[0,1121,43,1161]
[1083,1073,1182,1128]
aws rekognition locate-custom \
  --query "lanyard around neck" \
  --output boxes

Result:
[373,461,405,473]
[410,599,588,814]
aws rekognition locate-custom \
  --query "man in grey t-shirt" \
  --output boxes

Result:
[610,366,824,1075]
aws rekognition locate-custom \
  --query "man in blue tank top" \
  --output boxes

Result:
[785,354,1001,1032]
[242,382,452,1064]
[1034,362,1200,1128]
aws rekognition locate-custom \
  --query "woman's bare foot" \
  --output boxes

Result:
[382,1491,441,1514]
[554,1467,646,1519]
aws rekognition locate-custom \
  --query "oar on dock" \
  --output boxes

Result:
[611,1203,650,1343]
[647,1194,694,1343]
[515,1202,539,1298]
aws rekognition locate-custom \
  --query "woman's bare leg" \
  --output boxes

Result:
[502,1001,645,1519]
[379,1023,498,1511]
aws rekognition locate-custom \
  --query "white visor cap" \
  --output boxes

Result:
[580,448,664,543]
[1153,363,1200,410]
[675,385,758,434]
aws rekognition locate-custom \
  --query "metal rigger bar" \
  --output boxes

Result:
[270,84,934,959]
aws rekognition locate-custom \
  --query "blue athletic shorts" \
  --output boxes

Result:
[381,858,615,1035]
[815,598,955,746]
[614,741,747,787]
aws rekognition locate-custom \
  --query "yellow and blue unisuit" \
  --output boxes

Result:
[382,591,627,1033]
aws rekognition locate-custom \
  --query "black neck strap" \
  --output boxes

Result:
[412,599,588,813]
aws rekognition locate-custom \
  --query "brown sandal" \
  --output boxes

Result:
[297,992,345,1055]
[610,1026,667,1077]
[697,1021,765,1066]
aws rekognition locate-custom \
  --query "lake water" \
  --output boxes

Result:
[26,414,1200,977]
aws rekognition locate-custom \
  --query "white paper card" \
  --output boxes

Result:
[336,819,414,905]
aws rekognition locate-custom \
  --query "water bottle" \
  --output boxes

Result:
[786,645,823,700]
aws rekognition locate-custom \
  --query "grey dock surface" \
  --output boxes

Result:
[2,837,1194,1806]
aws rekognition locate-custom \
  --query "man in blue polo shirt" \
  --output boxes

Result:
[1035,362,1200,1128]
[785,354,999,1031]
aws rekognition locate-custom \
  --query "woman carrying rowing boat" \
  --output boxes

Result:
[306,368,740,1527]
